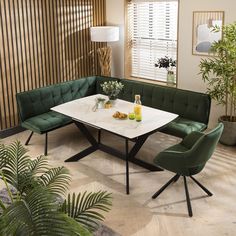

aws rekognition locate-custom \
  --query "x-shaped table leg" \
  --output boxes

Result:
[65,121,163,194]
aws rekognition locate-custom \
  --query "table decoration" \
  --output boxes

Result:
[155,56,176,86]
[101,81,124,102]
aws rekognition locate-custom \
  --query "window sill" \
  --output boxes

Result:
[125,76,177,88]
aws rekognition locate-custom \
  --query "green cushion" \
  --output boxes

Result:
[154,143,193,175]
[16,76,97,122]
[118,79,143,102]
[181,131,204,149]
[21,111,72,134]
[17,76,211,138]
[154,142,206,176]
[16,87,55,123]
[172,90,210,124]
[161,117,207,138]
[116,78,211,124]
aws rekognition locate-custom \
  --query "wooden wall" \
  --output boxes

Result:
[0,0,106,130]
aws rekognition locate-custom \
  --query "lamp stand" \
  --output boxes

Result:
[97,46,112,77]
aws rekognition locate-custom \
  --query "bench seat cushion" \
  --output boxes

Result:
[161,117,207,138]
[21,111,72,134]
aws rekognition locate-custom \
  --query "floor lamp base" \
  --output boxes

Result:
[97,46,112,77]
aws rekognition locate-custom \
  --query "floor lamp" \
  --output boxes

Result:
[90,26,119,76]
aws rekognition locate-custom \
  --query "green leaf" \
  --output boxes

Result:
[62,191,112,231]
[199,22,236,117]
[0,186,91,236]
[0,141,111,236]
[28,155,49,175]
[39,166,71,195]
[0,143,7,169]
[1,141,29,192]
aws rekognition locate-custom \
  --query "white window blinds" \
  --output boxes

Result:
[127,0,178,82]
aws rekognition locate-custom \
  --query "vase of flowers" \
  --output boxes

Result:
[155,56,176,86]
[101,81,124,102]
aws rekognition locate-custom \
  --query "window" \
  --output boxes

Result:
[126,0,178,83]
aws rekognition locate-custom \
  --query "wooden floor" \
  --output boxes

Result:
[2,124,236,236]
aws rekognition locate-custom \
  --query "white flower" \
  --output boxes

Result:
[101,81,124,98]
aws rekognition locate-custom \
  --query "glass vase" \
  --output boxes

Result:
[167,71,175,86]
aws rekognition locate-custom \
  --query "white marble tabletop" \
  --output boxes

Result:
[51,94,178,139]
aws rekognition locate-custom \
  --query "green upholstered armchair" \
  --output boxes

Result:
[152,123,224,217]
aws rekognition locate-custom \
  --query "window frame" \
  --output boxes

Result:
[124,0,180,86]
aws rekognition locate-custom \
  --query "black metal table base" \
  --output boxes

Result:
[65,121,163,194]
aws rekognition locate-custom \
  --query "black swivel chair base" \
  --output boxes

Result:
[25,131,48,156]
[152,174,213,217]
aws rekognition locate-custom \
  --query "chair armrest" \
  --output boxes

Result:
[161,150,185,155]
[153,148,194,175]
[181,132,204,149]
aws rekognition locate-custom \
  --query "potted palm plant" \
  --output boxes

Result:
[199,22,236,145]
[0,141,112,235]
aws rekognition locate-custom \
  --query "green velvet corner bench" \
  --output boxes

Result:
[16,76,211,155]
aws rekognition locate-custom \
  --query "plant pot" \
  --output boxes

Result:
[108,95,117,105]
[219,116,236,146]
[108,95,117,100]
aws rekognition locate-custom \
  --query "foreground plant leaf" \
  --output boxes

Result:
[0,186,91,236]
[62,191,112,231]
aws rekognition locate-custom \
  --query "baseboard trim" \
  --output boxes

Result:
[0,126,26,139]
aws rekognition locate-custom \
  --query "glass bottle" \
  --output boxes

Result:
[134,95,142,122]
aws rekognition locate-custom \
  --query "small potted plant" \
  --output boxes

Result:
[199,22,236,145]
[101,81,124,102]
[155,56,176,85]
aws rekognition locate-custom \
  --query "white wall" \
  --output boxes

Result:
[178,0,236,127]
[106,0,125,78]
[106,0,236,127]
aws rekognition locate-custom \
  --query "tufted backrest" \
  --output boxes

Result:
[117,79,211,125]
[187,123,224,167]
[183,123,224,175]
[16,77,97,122]
[17,76,211,126]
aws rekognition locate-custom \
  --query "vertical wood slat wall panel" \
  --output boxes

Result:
[0,0,106,131]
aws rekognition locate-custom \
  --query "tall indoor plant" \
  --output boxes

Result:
[199,22,236,145]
